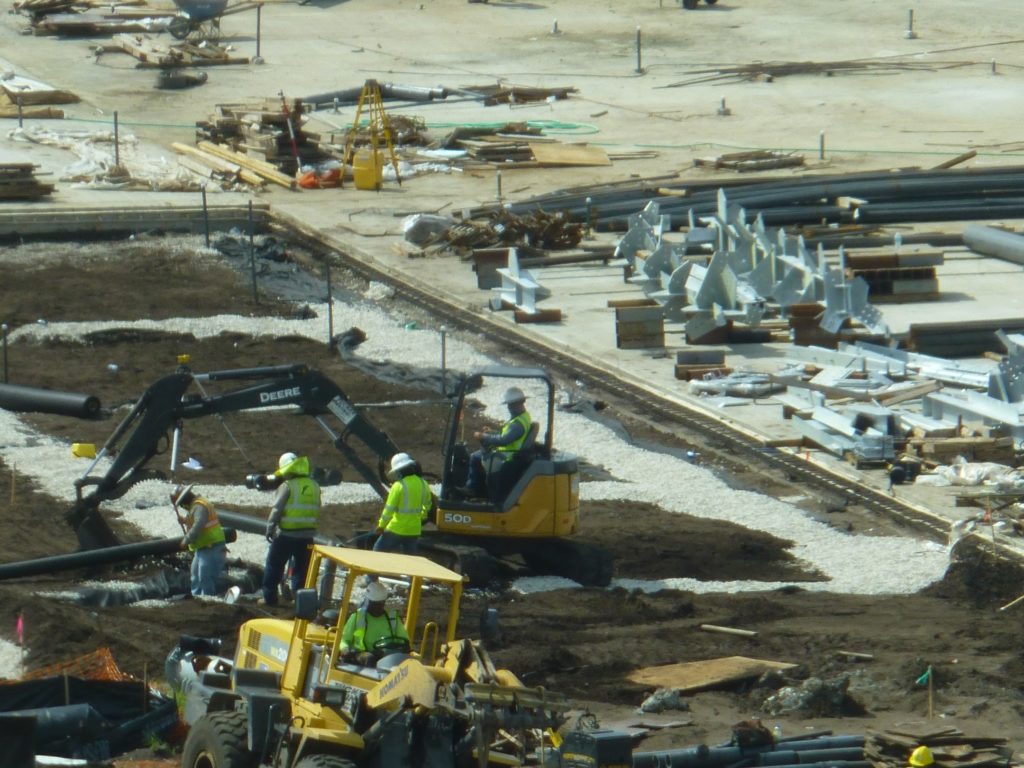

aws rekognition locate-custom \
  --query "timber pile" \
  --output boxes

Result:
[461,83,576,106]
[170,142,265,189]
[865,727,1011,768]
[195,101,321,177]
[694,150,805,172]
[112,34,249,67]
[842,248,943,304]
[33,11,172,35]
[0,164,55,199]
[905,436,1017,466]
[14,0,144,16]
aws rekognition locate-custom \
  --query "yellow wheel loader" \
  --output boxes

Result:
[171,546,571,767]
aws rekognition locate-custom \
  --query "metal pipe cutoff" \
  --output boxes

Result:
[0,382,102,419]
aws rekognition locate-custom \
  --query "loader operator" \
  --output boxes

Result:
[461,387,532,499]
[261,452,321,607]
[171,483,226,598]
[340,581,410,666]
[373,452,434,555]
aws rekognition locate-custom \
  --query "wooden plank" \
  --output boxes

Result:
[627,656,796,691]
[196,140,297,189]
[529,141,611,167]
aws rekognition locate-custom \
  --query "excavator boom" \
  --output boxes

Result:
[68,363,399,549]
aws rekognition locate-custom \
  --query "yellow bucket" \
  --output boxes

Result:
[72,443,97,458]
[353,148,383,191]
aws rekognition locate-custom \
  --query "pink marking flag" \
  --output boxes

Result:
[15,613,24,646]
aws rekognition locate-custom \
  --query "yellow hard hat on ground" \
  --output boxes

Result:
[909,746,934,767]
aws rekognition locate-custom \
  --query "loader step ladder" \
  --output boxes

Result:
[341,79,401,190]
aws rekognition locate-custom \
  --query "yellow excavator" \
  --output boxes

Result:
[171,546,572,767]
[66,363,612,586]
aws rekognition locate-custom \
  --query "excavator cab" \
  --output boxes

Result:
[439,365,579,522]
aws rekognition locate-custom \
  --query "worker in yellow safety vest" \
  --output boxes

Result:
[460,386,532,499]
[373,452,434,555]
[171,483,226,597]
[261,452,321,606]
[340,581,410,666]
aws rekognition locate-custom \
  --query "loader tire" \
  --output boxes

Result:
[682,0,698,8]
[295,755,358,768]
[182,710,254,768]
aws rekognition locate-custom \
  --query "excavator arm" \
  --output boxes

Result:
[68,363,400,550]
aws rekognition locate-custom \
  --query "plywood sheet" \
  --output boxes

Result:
[529,142,611,167]
[627,655,796,692]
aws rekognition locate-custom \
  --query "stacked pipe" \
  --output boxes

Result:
[633,734,866,768]
[485,166,1024,232]
[0,382,101,419]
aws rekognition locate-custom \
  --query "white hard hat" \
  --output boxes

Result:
[366,582,389,602]
[390,452,416,475]
[170,483,194,505]
[502,387,526,404]
[279,452,298,470]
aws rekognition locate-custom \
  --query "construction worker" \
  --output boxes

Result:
[340,581,410,666]
[261,452,321,606]
[373,452,434,555]
[171,483,226,598]
[461,387,532,498]
[909,747,934,768]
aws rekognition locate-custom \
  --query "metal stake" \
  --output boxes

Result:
[248,200,259,305]
[201,185,210,248]
[585,196,594,236]
[113,110,120,169]
[255,4,262,59]
[325,262,335,348]
[551,18,558,34]
[905,9,916,39]
[16,95,23,129]
[635,26,643,74]
[991,59,997,75]
[496,170,502,203]
[819,130,826,160]
[440,325,448,395]
[1,324,8,384]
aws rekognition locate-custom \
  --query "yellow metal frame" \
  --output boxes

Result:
[341,79,402,189]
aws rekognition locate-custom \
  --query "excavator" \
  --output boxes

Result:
[169,546,581,767]
[66,362,613,586]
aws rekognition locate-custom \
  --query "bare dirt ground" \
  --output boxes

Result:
[3,239,1024,762]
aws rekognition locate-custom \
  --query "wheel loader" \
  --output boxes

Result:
[170,546,573,767]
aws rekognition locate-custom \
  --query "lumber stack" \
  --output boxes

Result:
[694,150,805,172]
[0,164,55,199]
[865,727,1011,768]
[195,101,322,177]
[908,318,1024,357]
[113,34,249,68]
[843,248,943,304]
[674,348,732,381]
[610,299,664,350]
[905,436,1017,466]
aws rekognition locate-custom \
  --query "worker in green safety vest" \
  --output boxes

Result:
[461,386,533,498]
[373,452,434,555]
[340,581,410,666]
[171,483,226,597]
[261,452,321,606]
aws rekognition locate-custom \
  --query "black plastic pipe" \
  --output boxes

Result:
[217,509,342,546]
[632,736,864,768]
[0,383,101,419]
[0,529,236,581]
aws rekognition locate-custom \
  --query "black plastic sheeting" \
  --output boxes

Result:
[0,677,177,760]
[0,714,35,768]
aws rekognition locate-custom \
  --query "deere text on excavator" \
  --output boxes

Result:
[67,362,612,586]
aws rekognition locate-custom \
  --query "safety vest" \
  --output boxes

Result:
[379,476,432,537]
[187,498,225,552]
[279,476,321,531]
[496,411,532,454]
[352,607,406,652]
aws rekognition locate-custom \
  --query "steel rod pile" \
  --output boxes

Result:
[493,166,1024,232]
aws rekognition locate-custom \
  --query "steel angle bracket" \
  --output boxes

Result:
[821,268,888,336]
[649,261,693,322]
[490,248,551,314]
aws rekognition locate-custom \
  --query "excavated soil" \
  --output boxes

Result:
[3,238,1024,759]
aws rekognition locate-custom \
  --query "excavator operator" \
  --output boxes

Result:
[340,581,410,666]
[460,387,532,498]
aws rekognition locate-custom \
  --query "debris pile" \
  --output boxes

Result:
[0,163,55,199]
[865,727,1011,768]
